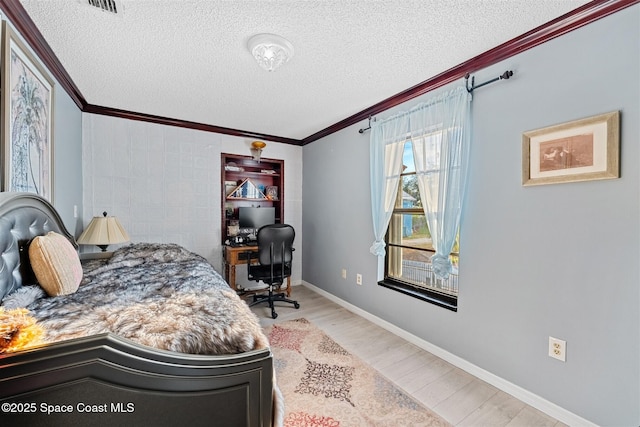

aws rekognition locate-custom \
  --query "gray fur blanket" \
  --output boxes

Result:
[4,243,269,355]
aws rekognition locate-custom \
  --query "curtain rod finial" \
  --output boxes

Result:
[501,70,513,80]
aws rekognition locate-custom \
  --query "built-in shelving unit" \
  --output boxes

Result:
[221,153,284,244]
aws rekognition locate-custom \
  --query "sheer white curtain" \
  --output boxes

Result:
[369,114,409,256]
[409,86,471,279]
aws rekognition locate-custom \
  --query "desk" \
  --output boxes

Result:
[223,244,291,297]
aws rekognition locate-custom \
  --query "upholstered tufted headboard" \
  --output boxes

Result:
[0,192,77,302]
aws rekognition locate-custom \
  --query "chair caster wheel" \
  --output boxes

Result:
[294,302,300,309]
[271,312,278,319]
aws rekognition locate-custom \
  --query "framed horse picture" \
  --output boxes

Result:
[522,111,619,186]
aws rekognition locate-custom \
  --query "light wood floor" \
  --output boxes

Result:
[249,285,567,427]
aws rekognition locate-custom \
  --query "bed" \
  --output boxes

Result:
[0,192,281,426]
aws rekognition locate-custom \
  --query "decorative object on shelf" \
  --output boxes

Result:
[250,140,266,162]
[247,33,294,72]
[265,186,278,200]
[522,111,620,186]
[228,220,240,237]
[224,162,243,172]
[1,22,55,201]
[225,180,238,195]
[77,212,130,252]
[228,178,267,200]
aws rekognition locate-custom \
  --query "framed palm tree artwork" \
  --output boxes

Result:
[1,22,55,201]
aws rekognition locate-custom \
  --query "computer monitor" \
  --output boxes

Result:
[238,207,275,232]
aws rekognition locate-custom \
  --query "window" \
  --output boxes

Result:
[380,140,459,311]
[370,87,470,311]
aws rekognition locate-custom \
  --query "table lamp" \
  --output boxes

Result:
[77,212,130,252]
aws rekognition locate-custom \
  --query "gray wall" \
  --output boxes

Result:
[52,86,83,235]
[302,6,639,426]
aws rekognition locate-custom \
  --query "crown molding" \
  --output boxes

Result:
[0,0,86,109]
[301,0,640,145]
[0,0,636,146]
[83,104,303,145]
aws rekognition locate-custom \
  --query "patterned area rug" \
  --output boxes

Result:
[265,318,451,427]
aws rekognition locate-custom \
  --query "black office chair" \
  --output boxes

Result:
[247,224,300,319]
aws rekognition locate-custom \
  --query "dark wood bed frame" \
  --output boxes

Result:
[0,192,275,426]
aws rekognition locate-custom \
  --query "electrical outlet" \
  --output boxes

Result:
[356,274,362,285]
[73,205,78,218]
[548,337,566,362]
[341,269,347,279]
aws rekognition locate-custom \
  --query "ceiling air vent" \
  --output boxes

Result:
[87,0,118,14]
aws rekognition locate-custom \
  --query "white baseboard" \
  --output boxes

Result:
[301,281,597,427]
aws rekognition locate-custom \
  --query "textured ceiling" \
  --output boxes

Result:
[19,0,589,141]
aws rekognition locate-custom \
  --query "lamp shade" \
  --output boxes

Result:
[77,212,129,251]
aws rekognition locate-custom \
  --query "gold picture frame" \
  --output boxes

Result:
[522,111,619,186]
[1,22,55,201]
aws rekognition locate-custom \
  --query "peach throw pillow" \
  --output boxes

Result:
[29,232,82,296]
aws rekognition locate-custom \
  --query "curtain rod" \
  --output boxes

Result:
[358,70,514,134]
[358,116,376,134]
[465,70,513,93]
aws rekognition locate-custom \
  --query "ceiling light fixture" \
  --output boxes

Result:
[247,33,294,72]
